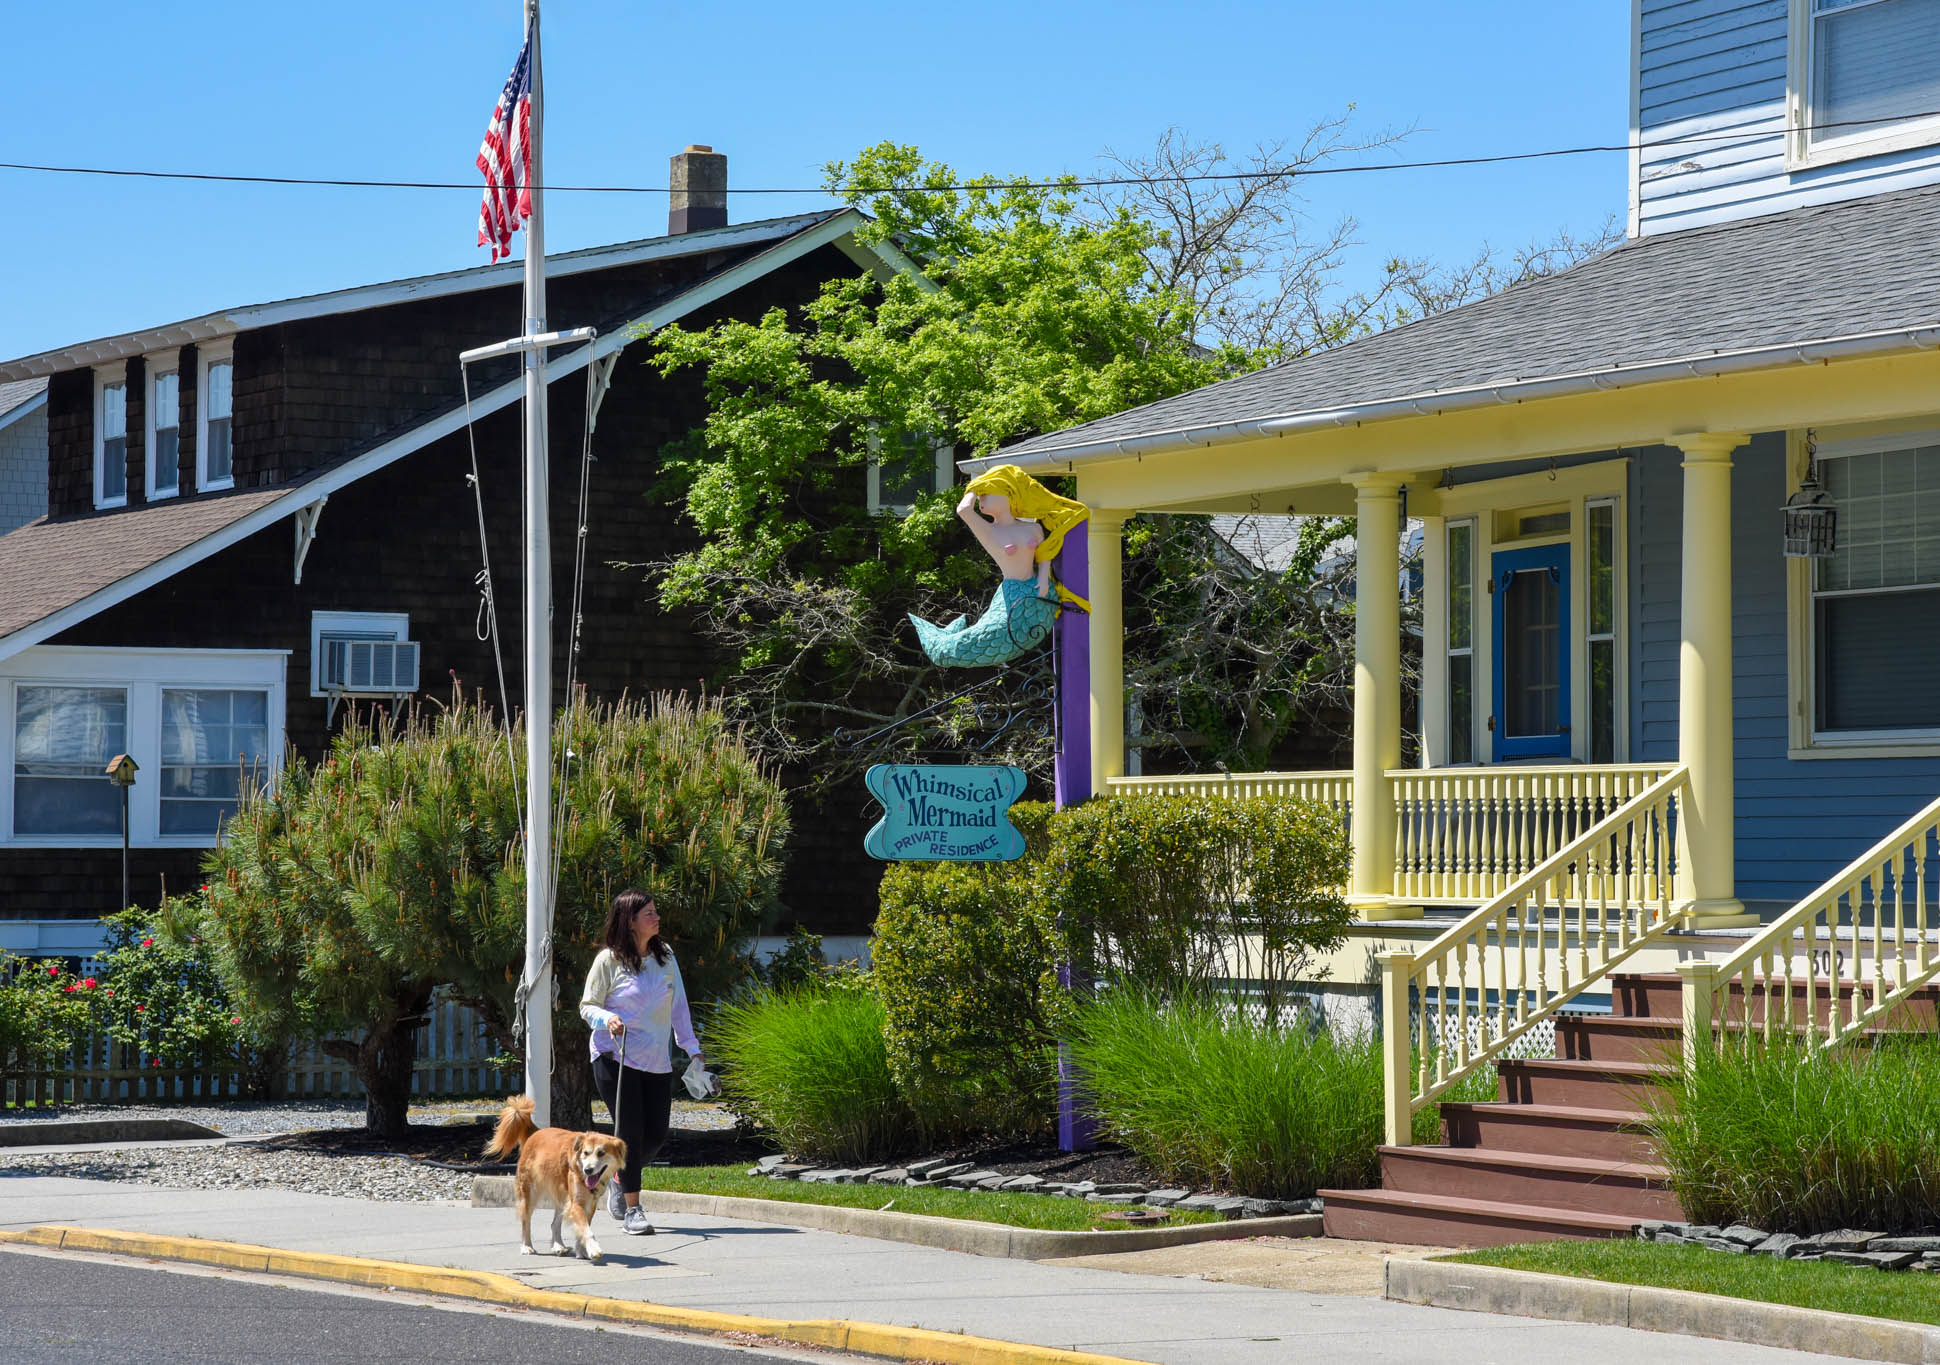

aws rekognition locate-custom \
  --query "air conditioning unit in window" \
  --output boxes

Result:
[321,638,420,723]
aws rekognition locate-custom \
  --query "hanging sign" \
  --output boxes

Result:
[863,764,1029,862]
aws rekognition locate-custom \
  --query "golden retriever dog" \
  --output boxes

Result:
[484,1095,627,1262]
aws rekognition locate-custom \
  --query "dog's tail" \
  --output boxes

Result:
[484,1094,537,1160]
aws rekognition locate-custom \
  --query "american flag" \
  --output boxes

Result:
[475,26,534,262]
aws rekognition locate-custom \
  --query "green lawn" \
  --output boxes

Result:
[1453,1240,1940,1326]
[640,1164,1221,1233]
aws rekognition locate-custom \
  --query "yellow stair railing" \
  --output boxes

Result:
[1684,793,1940,1060]
[1379,765,1693,1146]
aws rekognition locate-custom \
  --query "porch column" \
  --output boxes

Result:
[1088,510,1130,797]
[1672,434,1756,928]
[1349,474,1419,920]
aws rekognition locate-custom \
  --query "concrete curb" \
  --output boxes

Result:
[1386,1256,1940,1365]
[0,1119,222,1146]
[471,1175,1321,1259]
[0,1225,1156,1365]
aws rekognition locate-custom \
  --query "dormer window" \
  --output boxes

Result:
[197,341,235,491]
[146,361,180,500]
[1792,0,1940,166]
[94,367,127,509]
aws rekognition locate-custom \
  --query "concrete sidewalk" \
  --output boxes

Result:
[0,1174,1847,1364]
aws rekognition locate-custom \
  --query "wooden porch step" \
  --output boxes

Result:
[1613,972,1940,1023]
[1496,1057,1674,1107]
[1552,1013,1681,1062]
[1376,1145,1681,1219]
[1440,1101,1656,1162]
[1319,1187,1641,1248]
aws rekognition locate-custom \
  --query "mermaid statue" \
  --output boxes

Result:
[910,464,1090,669]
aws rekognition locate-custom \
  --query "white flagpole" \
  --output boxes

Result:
[519,0,555,1129]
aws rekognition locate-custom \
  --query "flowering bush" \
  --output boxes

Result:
[91,904,261,1074]
[0,952,96,1067]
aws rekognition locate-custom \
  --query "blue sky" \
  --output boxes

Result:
[3,2,1629,362]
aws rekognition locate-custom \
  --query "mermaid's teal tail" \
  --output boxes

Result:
[911,580,1056,668]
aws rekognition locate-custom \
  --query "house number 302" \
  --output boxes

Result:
[1808,949,1846,976]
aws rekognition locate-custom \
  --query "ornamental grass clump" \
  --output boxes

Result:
[708,978,915,1165]
[1644,1035,1940,1234]
[1067,990,1485,1198]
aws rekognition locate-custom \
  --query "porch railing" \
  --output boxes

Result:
[1687,793,1940,1057]
[1379,765,1693,1145]
[1392,765,1677,905]
[1104,771,1353,817]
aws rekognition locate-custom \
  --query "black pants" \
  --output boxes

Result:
[591,1054,672,1194]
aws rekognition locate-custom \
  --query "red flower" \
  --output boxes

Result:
[150,1059,162,1068]
[46,964,58,977]
[62,983,76,993]
[104,989,114,998]
[134,1004,145,1013]
[200,884,210,893]
[230,1016,242,1026]
[82,978,97,989]
[141,937,155,948]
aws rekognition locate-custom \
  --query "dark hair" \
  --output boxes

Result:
[602,889,668,972]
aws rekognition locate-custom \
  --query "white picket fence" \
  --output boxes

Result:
[2,996,515,1108]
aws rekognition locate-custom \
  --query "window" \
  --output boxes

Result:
[867,429,954,515]
[1,648,285,846]
[1446,520,1475,764]
[310,611,411,697]
[95,370,127,508]
[146,363,180,499]
[12,686,126,837]
[198,342,234,490]
[1810,438,1940,735]
[160,689,269,835]
[1794,0,1940,163]
[1587,499,1619,764]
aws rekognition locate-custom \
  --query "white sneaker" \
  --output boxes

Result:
[623,1205,654,1236]
[607,1180,626,1222]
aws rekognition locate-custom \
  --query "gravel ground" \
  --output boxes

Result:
[0,1099,740,1204]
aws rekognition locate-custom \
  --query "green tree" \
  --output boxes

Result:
[193,692,789,1135]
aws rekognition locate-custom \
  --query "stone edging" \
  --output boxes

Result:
[0,1225,1148,1365]
[1386,1256,1940,1365]
[470,1175,1321,1259]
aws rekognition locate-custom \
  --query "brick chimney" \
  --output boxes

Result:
[668,145,728,235]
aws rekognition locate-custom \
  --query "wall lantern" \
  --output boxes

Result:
[1783,430,1837,561]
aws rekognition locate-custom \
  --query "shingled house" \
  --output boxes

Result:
[0,157,917,959]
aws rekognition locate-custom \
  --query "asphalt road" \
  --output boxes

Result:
[0,1248,862,1365]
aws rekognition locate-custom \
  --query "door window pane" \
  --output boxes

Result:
[160,689,269,835]
[13,686,127,836]
[1589,640,1616,763]
[1503,568,1562,738]
[1448,654,1474,765]
[1448,523,1473,651]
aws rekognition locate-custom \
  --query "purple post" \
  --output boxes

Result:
[1053,520,1097,1152]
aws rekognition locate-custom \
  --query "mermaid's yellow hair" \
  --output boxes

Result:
[964,465,1092,612]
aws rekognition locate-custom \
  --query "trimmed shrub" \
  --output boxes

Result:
[1044,795,1350,1028]
[1645,1036,1940,1234]
[709,977,913,1163]
[1067,990,1485,1197]
[873,852,1065,1140]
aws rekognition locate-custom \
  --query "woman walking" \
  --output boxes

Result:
[580,889,701,1235]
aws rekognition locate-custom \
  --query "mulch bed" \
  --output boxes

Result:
[257,1120,1169,1187]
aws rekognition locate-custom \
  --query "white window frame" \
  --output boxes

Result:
[93,365,128,510]
[144,356,181,501]
[866,428,956,516]
[1787,0,1940,169]
[196,339,235,492]
[310,611,410,698]
[1787,423,1940,756]
[1,646,287,849]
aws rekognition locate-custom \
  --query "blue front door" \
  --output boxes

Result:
[1491,544,1571,761]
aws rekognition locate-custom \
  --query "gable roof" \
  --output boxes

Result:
[0,209,905,665]
[0,212,857,382]
[971,182,1940,476]
[0,378,47,432]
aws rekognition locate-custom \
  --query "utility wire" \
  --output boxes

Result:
[1,112,1933,195]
